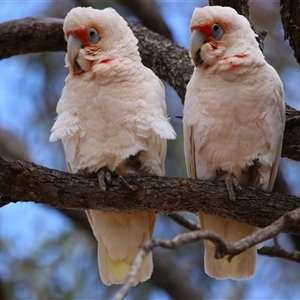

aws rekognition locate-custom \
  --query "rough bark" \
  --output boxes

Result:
[283,104,300,161]
[280,0,300,65]
[0,18,65,59]
[1,157,300,235]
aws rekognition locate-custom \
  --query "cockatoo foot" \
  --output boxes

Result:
[217,172,241,201]
[97,167,112,192]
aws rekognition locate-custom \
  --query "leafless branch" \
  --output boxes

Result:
[258,244,300,261]
[113,230,221,300]
[168,213,200,231]
[114,207,300,300]
[214,207,300,261]
[168,212,300,263]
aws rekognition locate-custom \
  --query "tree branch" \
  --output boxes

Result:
[1,156,300,234]
[257,244,300,261]
[280,0,300,65]
[168,213,200,231]
[0,18,299,161]
[215,207,300,261]
[114,207,300,300]
[169,212,300,263]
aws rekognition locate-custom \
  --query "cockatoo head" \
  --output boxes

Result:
[189,6,260,67]
[63,7,139,74]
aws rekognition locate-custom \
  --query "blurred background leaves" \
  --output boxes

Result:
[1,1,300,299]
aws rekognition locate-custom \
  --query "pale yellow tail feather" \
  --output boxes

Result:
[200,213,257,280]
[204,243,256,280]
[86,210,156,285]
[98,242,153,285]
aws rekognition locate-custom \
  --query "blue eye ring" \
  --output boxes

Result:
[211,23,224,41]
[88,27,100,44]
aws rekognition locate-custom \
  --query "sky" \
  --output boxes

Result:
[1,1,300,299]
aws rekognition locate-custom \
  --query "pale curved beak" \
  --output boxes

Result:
[190,30,206,67]
[67,34,83,72]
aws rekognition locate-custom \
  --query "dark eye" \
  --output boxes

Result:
[88,27,100,44]
[211,23,224,41]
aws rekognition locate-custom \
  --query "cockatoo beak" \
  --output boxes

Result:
[67,34,84,72]
[190,29,206,67]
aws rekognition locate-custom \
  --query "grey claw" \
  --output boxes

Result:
[218,172,241,201]
[97,167,112,192]
[105,170,112,185]
[231,176,242,192]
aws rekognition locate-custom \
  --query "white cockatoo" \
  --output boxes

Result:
[49,7,176,286]
[183,6,285,279]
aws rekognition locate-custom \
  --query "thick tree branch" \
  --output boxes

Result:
[0,18,299,161]
[1,157,300,235]
[0,18,66,59]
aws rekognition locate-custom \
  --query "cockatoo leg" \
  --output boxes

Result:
[217,172,241,201]
[97,167,112,192]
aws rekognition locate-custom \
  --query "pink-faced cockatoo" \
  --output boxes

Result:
[49,7,176,286]
[183,6,285,279]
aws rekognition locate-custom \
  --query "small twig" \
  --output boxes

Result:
[258,245,300,262]
[257,234,300,263]
[168,211,300,263]
[114,207,300,300]
[215,207,300,261]
[168,213,200,231]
